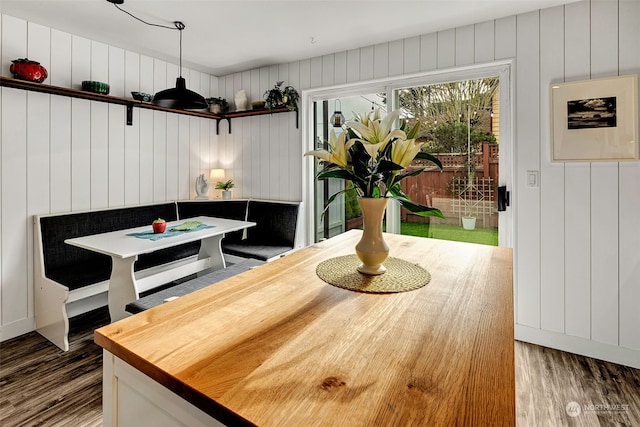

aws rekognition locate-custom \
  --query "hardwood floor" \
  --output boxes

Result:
[1,308,638,426]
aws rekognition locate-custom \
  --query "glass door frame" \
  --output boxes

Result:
[301,60,514,248]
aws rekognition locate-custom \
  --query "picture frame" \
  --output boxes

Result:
[551,74,638,162]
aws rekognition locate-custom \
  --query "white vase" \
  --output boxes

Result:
[235,90,248,111]
[355,197,389,275]
[222,190,231,200]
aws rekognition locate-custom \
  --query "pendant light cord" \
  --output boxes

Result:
[112,3,178,31]
[109,2,185,76]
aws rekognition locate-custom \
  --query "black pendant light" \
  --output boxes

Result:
[107,0,207,110]
[152,21,207,110]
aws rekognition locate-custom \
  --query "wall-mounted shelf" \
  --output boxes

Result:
[0,76,298,133]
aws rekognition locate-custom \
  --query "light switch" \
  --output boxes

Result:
[526,170,539,188]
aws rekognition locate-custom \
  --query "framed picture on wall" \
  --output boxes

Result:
[551,74,638,161]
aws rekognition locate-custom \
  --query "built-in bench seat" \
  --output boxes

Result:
[125,258,265,314]
[178,199,300,262]
[34,198,301,351]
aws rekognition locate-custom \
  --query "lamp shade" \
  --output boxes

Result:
[152,77,207,110]
[210,168,226,182]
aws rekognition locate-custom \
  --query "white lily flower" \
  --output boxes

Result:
[392,138,424,167]
[305,130,352,168]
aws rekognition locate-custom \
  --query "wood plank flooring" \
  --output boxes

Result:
[1,307,638,426]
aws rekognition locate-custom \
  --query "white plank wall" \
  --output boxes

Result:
[0,14,218,339]
[1,1,639,368]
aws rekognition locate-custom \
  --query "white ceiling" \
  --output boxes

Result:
[1,0,578,76]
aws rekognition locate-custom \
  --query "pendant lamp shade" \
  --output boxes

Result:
[151,21,207,110]
[152,76,207,109]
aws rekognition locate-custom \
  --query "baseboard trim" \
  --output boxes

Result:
[515,324,640,369]
[0,316,35,342]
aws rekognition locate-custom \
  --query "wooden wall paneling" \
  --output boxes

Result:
[188,115,200,200]
[539,6,566,334]
[267,65,280,200]
[618,0,640,352]
[165,114,179,201]
[403,36,420,75]
[277,63,290,200]
[108,104,126,207]
[124,51,140,206]
[139,55,154,95]
[288,60,302,201]
[70,98,91,211]
[50,30,72,213]
[388,39,403,77]
[108,46,125,97]
[563,1,592,340]
[50,30,72,87]
[455,25,474,66]
[334,51,347,85]
[437,29,455,69]
[0,13,27,330]
[178,115,190,201]
[359,45,374,81]
[346,49,360,83]
[374,42,389,79]
[494,16,517,60]
[515,11,542,329]
[89,42,109,209]
[322,54,335,87]
[108,47,125,207]
[138,109,154,204]
[1,87,28,329]
[138,56,154,204]
[90,101,109,209]
[420,33,437,71]
[151,104,168,203]
[152,60,168,202]
[26,23,51,323]
[589,0,619,347]
[70,35,92,211]
[474,20,495,63]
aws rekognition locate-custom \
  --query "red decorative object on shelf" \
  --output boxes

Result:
[10,58,48,83]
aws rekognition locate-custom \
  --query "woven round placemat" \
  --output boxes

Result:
[315,255,431,293]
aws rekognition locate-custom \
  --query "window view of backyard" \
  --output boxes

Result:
[314,77,500,246]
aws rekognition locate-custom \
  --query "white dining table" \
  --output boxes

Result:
[65,216,255,321]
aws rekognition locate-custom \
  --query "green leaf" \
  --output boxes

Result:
[319,187,356,218]
[390,195,445,219]
[415,152,443,170]
[406,120,421,140]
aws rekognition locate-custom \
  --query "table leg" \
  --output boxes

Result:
[108,255,138,322]
[198,235,226,275]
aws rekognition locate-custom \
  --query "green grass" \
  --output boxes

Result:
[400,221,498,246]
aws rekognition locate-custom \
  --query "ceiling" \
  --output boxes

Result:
[1,0,578,77]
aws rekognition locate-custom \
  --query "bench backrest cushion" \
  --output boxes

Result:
[177,200,248,243]
[39,203,181,290]
[246,201,299,247]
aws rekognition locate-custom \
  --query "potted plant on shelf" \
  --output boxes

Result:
[264,81,299,112]
[215,179,234,200]
[206,97,229,114]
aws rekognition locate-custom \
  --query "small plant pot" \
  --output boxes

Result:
[462,216,476,230]
[222,190,232,200]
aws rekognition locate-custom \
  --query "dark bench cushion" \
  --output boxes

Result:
[177,200,248,243]
[40,203,201,290]
[222,200,299,261]
[125,258,265,314]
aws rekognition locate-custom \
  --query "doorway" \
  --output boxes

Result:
[303,61,513,248]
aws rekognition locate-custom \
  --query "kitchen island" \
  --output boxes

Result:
[95,230,514,426]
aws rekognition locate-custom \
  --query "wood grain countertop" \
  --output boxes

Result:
[95,230,514,426]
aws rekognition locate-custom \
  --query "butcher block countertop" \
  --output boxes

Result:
[95,230,514,426]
